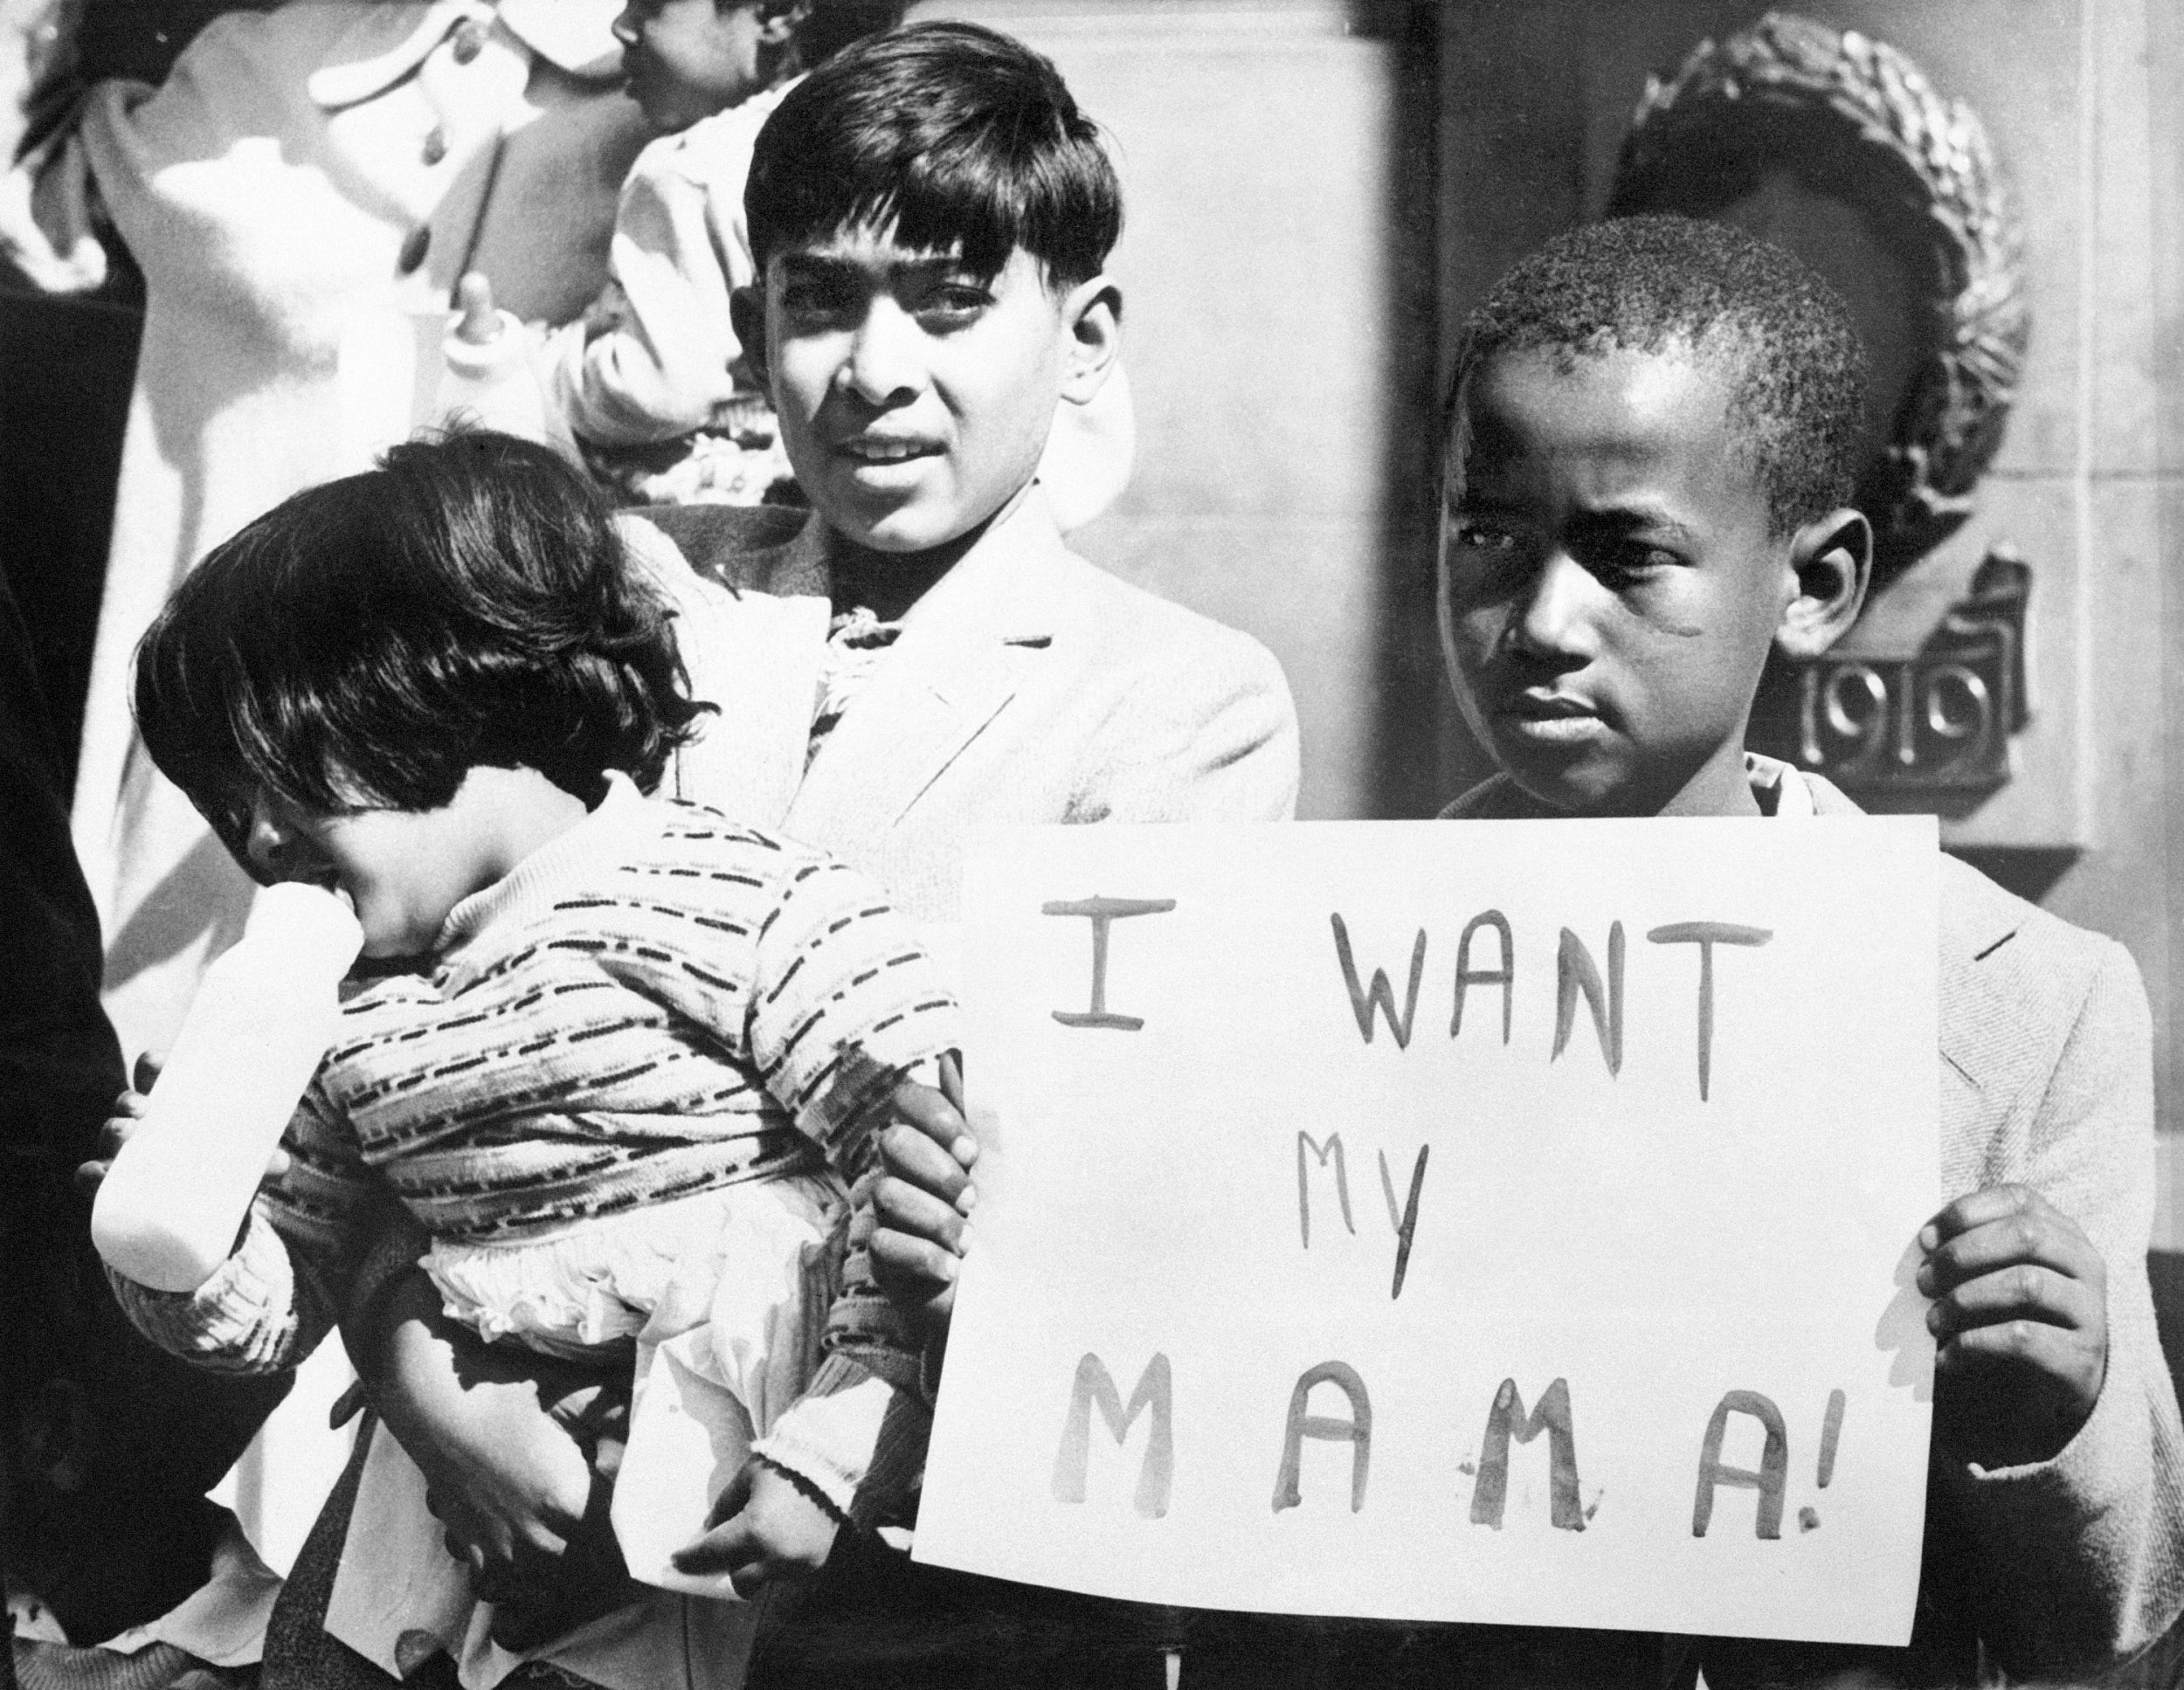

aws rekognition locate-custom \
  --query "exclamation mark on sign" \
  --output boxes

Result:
[1816,1389,1847,1489]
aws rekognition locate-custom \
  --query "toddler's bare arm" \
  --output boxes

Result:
[341,1236,635,1648]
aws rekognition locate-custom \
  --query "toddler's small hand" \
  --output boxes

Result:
[670,1459,838,1596]
[1918,1183,2108,1467]
[77,1052,290,1195]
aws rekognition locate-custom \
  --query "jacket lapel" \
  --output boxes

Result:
[632,510,832,827]
[784,496,1066,852]
[1803,771,2023,1096]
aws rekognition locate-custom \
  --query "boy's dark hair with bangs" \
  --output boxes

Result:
[1448,215,1869,537]
[134,431,705,866]
[744,18,1121,287]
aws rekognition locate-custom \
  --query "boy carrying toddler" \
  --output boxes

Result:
[309,20,1298,1689]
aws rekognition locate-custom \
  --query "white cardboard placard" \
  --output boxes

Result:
[916,817,1939,1645]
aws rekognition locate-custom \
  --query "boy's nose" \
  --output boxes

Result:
[1506,551,1599,661]
[839,300,923,405]
[611,3,641,48]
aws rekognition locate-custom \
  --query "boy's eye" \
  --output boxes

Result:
[778,278,859,325]
[912,282,992,329]
[1448,517,1522,555]
[1590,542,1681,584]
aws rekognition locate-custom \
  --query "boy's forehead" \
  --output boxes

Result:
[1444,341,1771,517]
[1449,342,1736,462]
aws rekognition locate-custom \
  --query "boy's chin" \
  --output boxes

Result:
[831,489,1020,559]
[1499,757,1646,819]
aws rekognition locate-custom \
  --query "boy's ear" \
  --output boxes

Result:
[730,285,771,395]
[1056,273,1123,408]
[1775,506,1871,660]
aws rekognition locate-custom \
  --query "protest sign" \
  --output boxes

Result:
[916,817,1939,1644]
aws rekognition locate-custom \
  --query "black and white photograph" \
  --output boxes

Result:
[1,2,2179,1686]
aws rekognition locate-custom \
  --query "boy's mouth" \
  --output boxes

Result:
[1498,693,1603,744]
[837,436,940,465]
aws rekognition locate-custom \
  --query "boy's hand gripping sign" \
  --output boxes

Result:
[917,819,1940,1645]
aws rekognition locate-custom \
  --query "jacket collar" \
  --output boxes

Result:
[1799,769,2024,968]
[1447,758,2028,975]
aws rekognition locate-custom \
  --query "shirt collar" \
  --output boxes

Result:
[1743,751,1817,817]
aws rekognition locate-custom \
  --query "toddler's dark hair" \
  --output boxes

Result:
[135,431,705,863]
[746,19,1121,287]
[1448,215,1869,536]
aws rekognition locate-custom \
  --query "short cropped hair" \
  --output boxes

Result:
[135,431,705,861]
[796,0,911,66]
[746,19,1121,286]
[1448,215,1869,536]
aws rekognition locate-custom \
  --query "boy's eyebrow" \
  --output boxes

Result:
[1446,489,1523,515]
[1442,493,1704,550]
[775,250,989,285]
[1566,503,1700,545]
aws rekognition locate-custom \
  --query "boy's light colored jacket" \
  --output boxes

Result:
[1450,767,2184,1679]
[1816,774,2184,1678]
[631,488,1303,930]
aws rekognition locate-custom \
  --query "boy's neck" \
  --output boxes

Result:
[1650,751,1765,818]
[824,481,1035,622]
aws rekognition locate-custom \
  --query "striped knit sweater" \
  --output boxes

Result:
[112,778,959,1388]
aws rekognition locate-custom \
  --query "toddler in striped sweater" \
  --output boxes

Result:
[106,431,961,1661]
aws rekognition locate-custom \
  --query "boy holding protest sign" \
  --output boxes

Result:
[1427,213,2182,1683]
[886,215,2183,1686]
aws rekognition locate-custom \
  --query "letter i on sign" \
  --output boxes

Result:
[1045,896,1177,1031]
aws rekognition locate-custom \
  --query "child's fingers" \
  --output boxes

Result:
[132,1051,163,1093]
[113,1087,151,1120]
[890,1077,978,1170]
[869,1224,963,1303]
[95,1112,142,1158]
[876,1120,976,1211]
[1919,1183,2062,1252]
[670,1512,757,1579]
[873,1175,969,1254]
[1925,1262,2102,1341]
[702,1458,757,1532]
[1935,1317,2102,1390]
[1917,1197,2105,1298]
